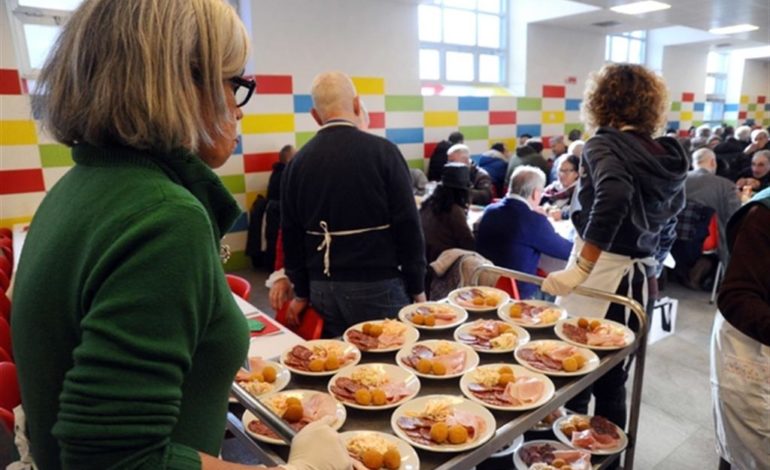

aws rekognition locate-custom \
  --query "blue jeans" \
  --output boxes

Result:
[309,278,411,338]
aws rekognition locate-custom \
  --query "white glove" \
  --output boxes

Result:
[542,264,590,296]
[281,416,353,470]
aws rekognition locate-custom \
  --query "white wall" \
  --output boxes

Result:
[248,0,420,93]
[0,4,19,69]
[661,44,708,95]
[525,24,605,97]
[741,59,770,98]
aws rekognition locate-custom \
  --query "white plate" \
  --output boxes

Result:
[390,394,496,453]
[448,286,510,312]
[280,340,361,377]
[396,340,480,379]
[497,300,568,329]
[453,320,531,353]
[514,340,600,377]
[459,364,555,411]
[343,319,420,352]
[241,389,346,446]
[513,439,573,470]
[340,430,420,470]
[554,318,635,351]
[234,360,291,398]
[531,407,570,432]
[553,414,629,455]
[328,363,421,410]
[398,302,468,331]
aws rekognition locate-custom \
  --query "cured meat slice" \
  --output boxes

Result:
[504,376,545,404]
[432,350,466,374]
[590,415,620,438]
[290,345,313,360]
[345,330,379,350]
[562,323,588,343]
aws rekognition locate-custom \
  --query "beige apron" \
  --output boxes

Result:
[710,311,770,468]
[556,236,654,323]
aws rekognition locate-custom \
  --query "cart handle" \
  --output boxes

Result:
[231,381,297,445]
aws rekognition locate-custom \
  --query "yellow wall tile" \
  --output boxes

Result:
[740,95,749,104]
[680,111,693,122]
[0,120,37,145]
[351,77,385,95]
[541,111,565,124]
[424,111,459,127]
[241,114,295,134]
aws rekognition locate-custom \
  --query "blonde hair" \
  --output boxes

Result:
[32,0,250,153]
[582,63,668,136]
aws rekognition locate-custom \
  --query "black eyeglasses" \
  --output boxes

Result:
[228,76,256,107]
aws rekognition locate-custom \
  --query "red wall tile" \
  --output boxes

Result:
[244,152,278,173]
[253,75,293,94]
[489,111,516,125]
[678,129,689,138]
[424,142,438,159]
[368,112,385,129]
[758,96,766,104]
[0,169,45,195]
[542,85,565,98]
[0,69,22,95]
[681,92,695,102]
[542,136,551,149]
[738,111,747,120]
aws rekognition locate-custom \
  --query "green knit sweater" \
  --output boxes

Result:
[11,144,249,470]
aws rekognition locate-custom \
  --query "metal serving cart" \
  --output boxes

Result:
[226,265,649,469]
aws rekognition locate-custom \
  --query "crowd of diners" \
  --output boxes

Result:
[4,0,768,469]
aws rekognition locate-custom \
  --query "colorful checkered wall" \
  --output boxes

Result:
[723,94,770,128]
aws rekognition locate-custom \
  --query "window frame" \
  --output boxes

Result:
[605,30,646,65]
[704,51,729,124]
[418,0,508,86]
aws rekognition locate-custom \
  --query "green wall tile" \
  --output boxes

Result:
[564,123,584,135]
[385,95,424,112]
[295,131,315,148]
[223,250,249,272]
[763,118,770,126]
[517,97,541,111]
[748,103,757,111]
[220,174,245,194]
[692,120,703,127]
[406,158,425,170]
[39,144,73,167]
[459,125,488,140]
[670,102,681,111]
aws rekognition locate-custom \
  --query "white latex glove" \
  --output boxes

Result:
[281,416,352,470]
[542,265,590,296]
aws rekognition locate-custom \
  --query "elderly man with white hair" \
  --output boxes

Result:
[446,143,494,205]
[744,129,770,155]
[476,166,572,299]
[715,125,753,180]
[736,149,770,192]
[281,71,426,337]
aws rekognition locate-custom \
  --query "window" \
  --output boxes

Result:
[5,0,83,79]
[605,30,646,64]
[418,0,507,85]
[704,51,728,124]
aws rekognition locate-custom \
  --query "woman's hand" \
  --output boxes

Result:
[285,298,308,328]
[282,416,353,470]
[542,265,591,296]
[269,278,292,311]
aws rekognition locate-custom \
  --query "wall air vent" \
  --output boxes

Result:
[592,21,621,27]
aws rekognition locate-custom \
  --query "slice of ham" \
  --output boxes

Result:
[571,429,620,450]
[432,350,467,374]
[445,409,485,440]
[586,325,627,347]
[518,348,563,371]
[547,344,578,361]
[303,393,338,421]
[377,332,405,348]
[503,376,545,405]
[382,381,413,401]
[562,323,588,344]
[346,330,379,351]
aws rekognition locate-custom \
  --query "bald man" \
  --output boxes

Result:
[281,71,426,337]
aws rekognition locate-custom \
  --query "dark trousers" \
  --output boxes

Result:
[309,278,411,338]
[567,264,648,430]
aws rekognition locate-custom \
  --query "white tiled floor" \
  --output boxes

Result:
[232,268,721,469]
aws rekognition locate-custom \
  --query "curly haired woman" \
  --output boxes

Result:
[542,64,689,438]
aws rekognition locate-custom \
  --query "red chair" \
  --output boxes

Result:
[0,317,10,361]
[0,347,11,363]
[0,292,9,323]
[701,214,723,304]
[0,246,11,265]
[0,256,10,279]
[494,276,521,300]
[0,406,13,432]
[0,228,11,239]
[225,274,251,301]
[0,270,8,291]
[0,362,20,411]
[0,238,10,250]
[275,302,324,340]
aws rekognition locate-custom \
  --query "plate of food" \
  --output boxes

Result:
[391,395,496,453]
[514,440,591,470]
[280,340,361,377]
[459,364,554,411]
[553,414,628,455]
[398,302,468,330]
[498,300,567,329]
[241,389,346,445]
[340,430,419,470]
[514,340,600,377]
[344,319,419,353]
[555,317,635,351]
[396,340,480,379]
[531,407,569,432]
[328,363,420,410]
[234,357,291,398]
[448,286,510,312]
[454,319,530,353]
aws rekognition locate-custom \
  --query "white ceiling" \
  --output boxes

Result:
[533,0,770,50]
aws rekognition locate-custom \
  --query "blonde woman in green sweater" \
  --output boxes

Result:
[11,1,350,469]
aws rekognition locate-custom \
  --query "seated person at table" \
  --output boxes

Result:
[505,138,549,188]
[427,131,464,181]
[736,150,770,192]
[541,154,580,221]
[478,142,510,196]
[476,166,573,299]
[419,163,475,263]
[446,143,494,205]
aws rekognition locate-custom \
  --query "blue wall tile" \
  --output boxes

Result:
[386,128,424,144]
[293,94,313,113]
[458,97,489,111]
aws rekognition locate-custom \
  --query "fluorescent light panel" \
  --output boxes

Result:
[709,24,760,35]
[610,1,671,15]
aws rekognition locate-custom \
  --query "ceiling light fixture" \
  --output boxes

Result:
[709,24,760,35]
[610,1,671,15]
